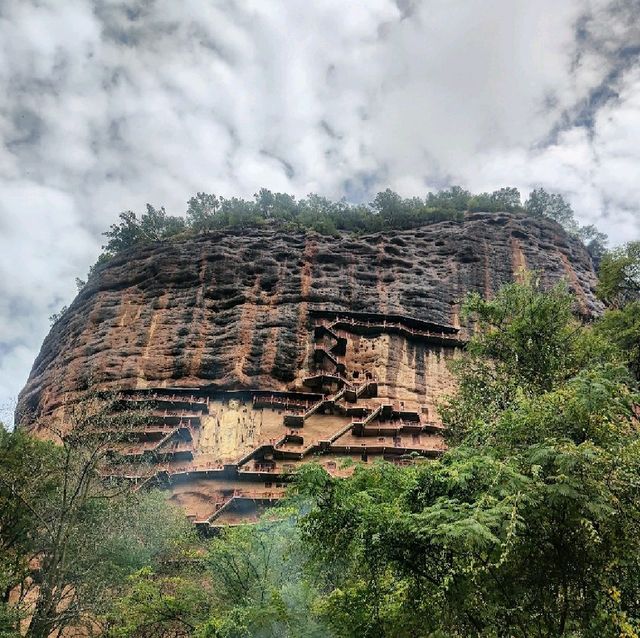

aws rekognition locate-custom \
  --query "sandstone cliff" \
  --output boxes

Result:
[17,211,600,426]
[16,211,601,525]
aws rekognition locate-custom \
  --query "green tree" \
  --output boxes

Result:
[443,276,619,444]
[595,241,640,379]
[295,279,640,637]
[523,189,608,264]
[253,189,299,222]
[139,205,186,241]
[102,206,186,254]
[200,520,326,638]
[102,210,144,253]
[597,241,640,308]
[577,224,608,265]
[2,395,194,638]
[525,187,577,231]
[490,186,521,210]
[371,189,406,226]
[594,302,640,380]
[0,427,59,638]
[425,186,472,210]
[468,187,522,212]
[106,517,328,638]
[105,567,209,638]
[186,193,221,232]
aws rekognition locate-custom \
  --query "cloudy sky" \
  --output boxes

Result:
[1,0,640,422]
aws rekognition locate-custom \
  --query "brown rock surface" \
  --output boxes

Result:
[17,211,599,423]
[15,212,601,525]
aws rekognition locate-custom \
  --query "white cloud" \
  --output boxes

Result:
[0,0,639,421]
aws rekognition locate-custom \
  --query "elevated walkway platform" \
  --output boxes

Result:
[310,308,459,334]
[310,308,465,347]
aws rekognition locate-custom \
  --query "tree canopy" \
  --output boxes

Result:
[89,187,606,283]
[595,241,640,380]
[597,241,640,308]
[1,394,194,638]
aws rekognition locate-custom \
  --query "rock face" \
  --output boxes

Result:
[16,212,601,525]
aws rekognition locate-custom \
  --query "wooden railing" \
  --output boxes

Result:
[329,318,464,346]
[121,392,209,406]
[253,394,315,412]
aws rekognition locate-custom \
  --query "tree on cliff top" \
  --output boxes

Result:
[525,188,608,263]
[525,187,577,230]
[186,192,221,232]
[90,186,605,287]
[102,205,187,255]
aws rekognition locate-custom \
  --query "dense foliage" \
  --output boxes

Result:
[9,246,640,637]
[88,187,604,278]
[293,277,640,637]
[0,395,194,638]
[597,241,640,308]
[105,520,328,638]
[595,241,640,380]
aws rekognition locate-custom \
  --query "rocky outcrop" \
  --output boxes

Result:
[15,212,601,525]
[17,212,600,425]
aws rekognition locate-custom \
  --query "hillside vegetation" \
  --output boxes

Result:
[90,186,606,277]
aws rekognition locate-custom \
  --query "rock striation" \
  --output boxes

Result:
[16,212,601,525]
